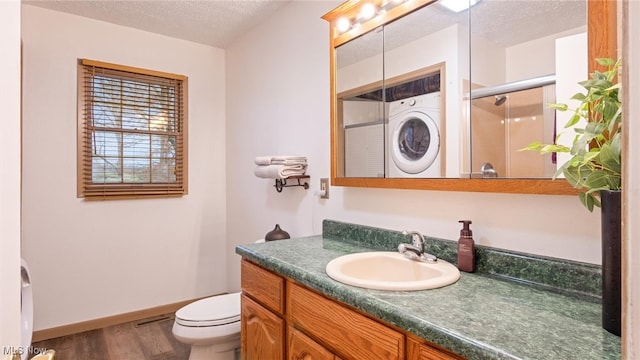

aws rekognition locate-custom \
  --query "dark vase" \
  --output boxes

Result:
[265,224,290,242]
[601,190,621,336]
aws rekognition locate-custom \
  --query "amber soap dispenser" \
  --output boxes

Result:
[457,220,476,272]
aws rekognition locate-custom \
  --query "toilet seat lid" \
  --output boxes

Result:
[175,292,240,327]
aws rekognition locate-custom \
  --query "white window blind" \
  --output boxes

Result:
[78,59,188,200]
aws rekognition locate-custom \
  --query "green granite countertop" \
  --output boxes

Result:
[236,234,620,359]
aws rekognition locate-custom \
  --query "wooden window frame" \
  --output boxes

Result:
[77,59,188,200]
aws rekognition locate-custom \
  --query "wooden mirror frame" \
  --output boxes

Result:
[323,0,617,195]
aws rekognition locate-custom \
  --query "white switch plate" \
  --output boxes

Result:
[320,178,329,199]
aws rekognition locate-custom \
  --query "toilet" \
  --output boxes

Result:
[172,292,241,360]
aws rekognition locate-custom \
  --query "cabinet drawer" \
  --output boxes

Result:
[407,335,465,360]
[288,326,337,360]
[241,259,285,315]
[288,282,404,360]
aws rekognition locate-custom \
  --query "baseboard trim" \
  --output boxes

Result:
[32,294,218,342]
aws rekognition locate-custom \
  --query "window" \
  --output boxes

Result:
[77,59,188,200]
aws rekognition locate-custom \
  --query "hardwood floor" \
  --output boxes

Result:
[31,314,190,360]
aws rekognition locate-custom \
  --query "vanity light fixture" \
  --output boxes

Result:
[379,0,404,14]
[336,2,379,34]
[335,0,410,34]
[439,0,479,13]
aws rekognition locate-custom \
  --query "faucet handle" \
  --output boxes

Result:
[401,230,425,248]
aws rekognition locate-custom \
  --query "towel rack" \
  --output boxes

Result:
[275,175,310,193]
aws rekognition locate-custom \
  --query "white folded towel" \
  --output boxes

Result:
[253,164,307,179]
[255,155,307,166]
[255,156,272,166]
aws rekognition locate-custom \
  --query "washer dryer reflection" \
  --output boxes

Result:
[388,91,443,178]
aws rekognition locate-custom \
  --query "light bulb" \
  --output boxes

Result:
[359,3,377,20]
[336,17,351,33]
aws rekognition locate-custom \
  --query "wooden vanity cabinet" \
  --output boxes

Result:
[240,259,464,360]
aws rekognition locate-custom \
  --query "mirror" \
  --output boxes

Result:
[467,0,586,179]
[335,2,467,179]
[323,0,616,194]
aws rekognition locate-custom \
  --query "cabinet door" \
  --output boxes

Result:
[288,282,404,360]
[407,336,465,360]
[241,294,284,360]
[288,326,337,360]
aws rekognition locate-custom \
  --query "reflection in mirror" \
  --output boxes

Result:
[467,0,587,178]
[324,0,610,194]
[384,1,468,179]
[336,1,468,179]
[470,81,557,178]
[337,27,385,178]
[385,71,443,178]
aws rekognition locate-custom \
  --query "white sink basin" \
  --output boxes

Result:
[325,252,460,291]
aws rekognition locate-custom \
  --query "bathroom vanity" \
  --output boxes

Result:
[236,220,620,359]
[241,259,460,359]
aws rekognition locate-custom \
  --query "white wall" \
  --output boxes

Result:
[470,34,506,87]
[555,33,588,172]
[471,26,586,87]
[21,5,228,331]
[225,1,334,290]
[225,1,602,292]
[623,0,640,356]
[505,27,585,82]
[0,0,23,349]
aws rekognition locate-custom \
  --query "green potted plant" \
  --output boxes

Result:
[522,57,622,336]
[522,58,622,211]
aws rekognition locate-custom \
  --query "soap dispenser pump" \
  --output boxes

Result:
[457,220,476,272]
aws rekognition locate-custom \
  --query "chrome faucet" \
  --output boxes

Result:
[398,230,437,263]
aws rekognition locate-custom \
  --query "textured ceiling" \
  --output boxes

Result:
[23,0,586,52]
[23,0,292,49]
[468,0,586,47]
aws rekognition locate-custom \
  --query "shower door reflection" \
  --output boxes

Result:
[470,85,557,178]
